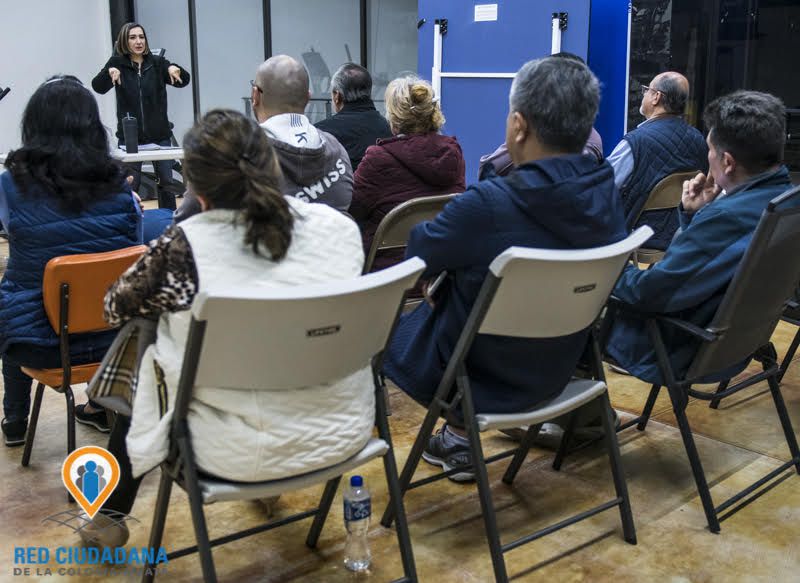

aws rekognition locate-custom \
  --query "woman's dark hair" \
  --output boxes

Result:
[5,76,126,211]
[182,109,293,260]
[114,22,150,57]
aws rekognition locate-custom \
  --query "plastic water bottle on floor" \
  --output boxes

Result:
[343,475,371,572]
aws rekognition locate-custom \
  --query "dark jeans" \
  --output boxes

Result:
[2,333,114,422]
[104,415,141,515]
[120,139,177,211]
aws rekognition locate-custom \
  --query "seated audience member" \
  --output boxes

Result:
[0,76,142,445]
[478,52,604,180]
[315,63,392,171]
[606,91,792,383]
[82,109,367,546]
[350,76,466,272]
[607,71,708,250]
[382,57,627,480]
[174,55,353,222]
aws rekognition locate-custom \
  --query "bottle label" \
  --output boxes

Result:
[344,498,371,521]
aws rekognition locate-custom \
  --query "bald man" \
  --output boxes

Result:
[607,71,708,250]
[174,55,353,222]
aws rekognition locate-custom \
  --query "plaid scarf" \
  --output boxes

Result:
[87,318,157,417]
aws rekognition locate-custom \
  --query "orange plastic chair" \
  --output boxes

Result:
[20,246,146,469]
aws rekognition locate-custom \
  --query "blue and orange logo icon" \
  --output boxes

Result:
[61,446,120,519]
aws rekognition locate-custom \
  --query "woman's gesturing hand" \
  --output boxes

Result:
[109,67,122,86]
[167,65,182,85]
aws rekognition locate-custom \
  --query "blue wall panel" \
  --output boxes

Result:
[588,0,631,156]
[418,0,592,181]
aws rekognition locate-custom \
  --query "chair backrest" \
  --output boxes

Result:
[363,193,458,273]
[42,246,147,334]
[478,227,653,338]
[687,185,800,378]
[638,170,698,216]
[189,257,425,390]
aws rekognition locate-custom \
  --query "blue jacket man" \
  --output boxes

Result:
[606,90,794,384]
[384,156,627,412]
[383,56,627,481]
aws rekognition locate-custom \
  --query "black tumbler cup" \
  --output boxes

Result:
[122,114,138,153]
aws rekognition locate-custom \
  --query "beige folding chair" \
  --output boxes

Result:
[363,193,458,274]
[141,258,426,582]
[632,170,698,265]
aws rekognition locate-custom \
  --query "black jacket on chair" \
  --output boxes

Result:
[92,53,190,144]
[315,99,392,171]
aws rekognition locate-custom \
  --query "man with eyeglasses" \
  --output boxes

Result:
[174,55,353,222]
[607,72,708,250]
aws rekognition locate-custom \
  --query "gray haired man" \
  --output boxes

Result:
[315,63,391,171]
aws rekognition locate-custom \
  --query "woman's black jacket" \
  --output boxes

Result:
[92,53,190,144]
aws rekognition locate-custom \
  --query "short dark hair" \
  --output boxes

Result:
[5,75,125,211]
[114,22,150,57]
[331,63,372,103]
[703,90,786,174]
[654,74,688,114]
[509,57,599,153]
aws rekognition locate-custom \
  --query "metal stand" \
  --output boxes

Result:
[551,13,568,54]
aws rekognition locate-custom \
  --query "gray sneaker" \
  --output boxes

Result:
[422,427,474,483]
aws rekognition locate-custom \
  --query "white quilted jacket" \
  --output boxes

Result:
[126,199,374,480]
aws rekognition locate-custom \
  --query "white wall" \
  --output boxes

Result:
[271,0,360,123]
[196,0,265,116]
[0,0,114,153]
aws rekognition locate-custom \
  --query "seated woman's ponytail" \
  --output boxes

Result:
[182,109,293,259]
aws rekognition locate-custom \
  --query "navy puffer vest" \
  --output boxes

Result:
[621,117,708,250]
[0,171,142,353]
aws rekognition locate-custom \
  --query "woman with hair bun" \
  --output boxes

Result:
[83,109,368,546]
[351,76,465,272]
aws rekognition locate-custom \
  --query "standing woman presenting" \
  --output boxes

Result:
[92,22,190,210]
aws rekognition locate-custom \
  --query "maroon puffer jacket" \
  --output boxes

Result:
[351,132,466,271]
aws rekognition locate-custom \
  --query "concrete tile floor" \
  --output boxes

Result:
[0,238,798,581]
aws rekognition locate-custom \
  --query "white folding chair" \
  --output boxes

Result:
[382,227,653,582]
[142,258,426,583]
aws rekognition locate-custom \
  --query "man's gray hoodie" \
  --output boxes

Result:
[174,113,353,222]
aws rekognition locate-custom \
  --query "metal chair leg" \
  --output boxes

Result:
[778,328,800,384]
[669,388,720,533]
[142,470,174,583]
[767,375,800,474]
[709,380,729,410]
[180,438,218,583]
[501,424,542,485]
[599,392,637,544]
[21,383,45,467]
[65,386,76,456]
[461,375,508,583]
[637,385,661,430]
[382,446,419,581]
[380,398,441,527]
[553,413,577,471]
[306,477,341,548]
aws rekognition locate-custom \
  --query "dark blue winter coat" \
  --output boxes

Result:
[0,171,142,353]
[383,154,627,416]
[606,166,794,384]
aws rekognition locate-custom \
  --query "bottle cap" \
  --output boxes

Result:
[350,475,363,487]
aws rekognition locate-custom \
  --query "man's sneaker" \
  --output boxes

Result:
[422,427,474,482]
[79,512,130,548]
[608,363,631,376]
[2,417,27,447]
[74,405,110,433]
